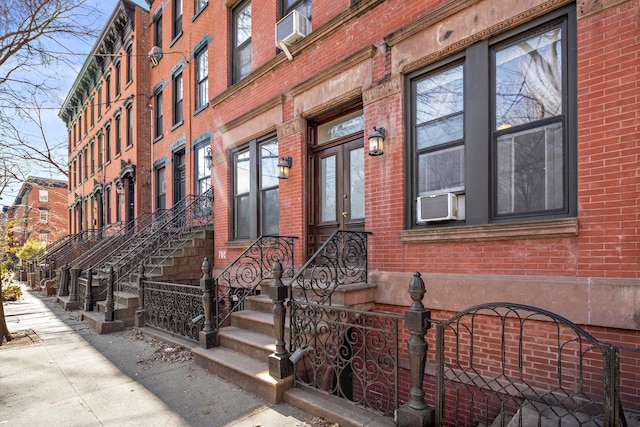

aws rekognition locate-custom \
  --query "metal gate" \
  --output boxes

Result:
[431,303,623,427]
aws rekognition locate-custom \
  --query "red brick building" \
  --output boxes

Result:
[4,177,68,247]
[60,0,151,234]
[202,0,638,340]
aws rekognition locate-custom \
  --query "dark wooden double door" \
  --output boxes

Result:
[308,137,365,256]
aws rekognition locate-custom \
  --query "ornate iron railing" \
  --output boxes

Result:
[288,230,369,304]
[431,302,617,427]
[142,279,204,341]
[290,300,401,418]
[214,235,296,329]
[91,188,213,302]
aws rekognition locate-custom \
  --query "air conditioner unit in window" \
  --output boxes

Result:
[417,193,458,222]
[275,9,311,48]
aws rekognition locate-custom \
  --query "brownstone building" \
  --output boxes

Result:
[60,0,151,234]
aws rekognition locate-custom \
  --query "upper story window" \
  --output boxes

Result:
[105,75,111,108]
[281,0,311,19]
[39,190,49,202]
[194,0,208,16]
[114,112,122,156]
[231,135,279,240]
[90,97,95,127]
[105,122,112,163]
[126,44,133,83]
[173,0,183,39]
[232,0,251,84]
[154,89,163,139]
[195,47,208,110]
[154,13,163,49]
[90,139,95,175]
[97,132,103,169]
[126,104,133,147]
[97,86,102,117]
[173,72,183,125]
[407,6,576,228]
[39,209,49,224]
[114,60,121,97]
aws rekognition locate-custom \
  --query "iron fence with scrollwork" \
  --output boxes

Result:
[214,235,296,329]
[288,230,370,305]
[143,280,205,341]
[290,300,401,418]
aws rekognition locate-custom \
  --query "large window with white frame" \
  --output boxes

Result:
[195,46,208,110]
[173,72,183,125]
[232,0,251,84]
[231,135,279,240]
[407,6,576,228]
[173,0,182,39]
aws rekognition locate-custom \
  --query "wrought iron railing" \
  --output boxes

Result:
[289,300,401,418]
[142,279,204,341]
[40,228,104,273]
[91,188,213,303]
[431,302,619,427]
[73,213,156,272]
[214,235,296,329]
[288,230,369,305]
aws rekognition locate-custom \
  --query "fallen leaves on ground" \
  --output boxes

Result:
[124,328,193,368]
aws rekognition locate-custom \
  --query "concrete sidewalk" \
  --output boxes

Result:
[0,282,318,427]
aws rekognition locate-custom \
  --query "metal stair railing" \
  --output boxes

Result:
[214,235,296,330]
[40,228,104,274]
[73,212,156,272]
[92,188,214,302]
[287,230,370,305]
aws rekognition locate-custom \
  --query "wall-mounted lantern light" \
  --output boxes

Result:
[368,126,386,156]
[277,156,293,179]
[204,147,213,170]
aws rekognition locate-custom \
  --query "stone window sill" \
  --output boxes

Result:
[400,217,578,243]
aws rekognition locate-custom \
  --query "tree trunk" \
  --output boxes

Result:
[0,285,13,345]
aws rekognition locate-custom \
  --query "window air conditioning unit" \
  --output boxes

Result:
[275,10,310,48]
[417,193,458,222]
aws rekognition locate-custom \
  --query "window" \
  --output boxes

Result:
[78,152,83,183]
[39,233,49,245]
[114,60,121,96]
[195,0,208,15]
[407,7,576,228]
[232,0,251,84]
[114,113,121,156]
[90,139,95,175]
[105,75,111,107]
[126,104,133,147]
[154,90,163,138]
[98,132,103,169]
[39,190,49,202]
[173,0,182,39]
[173,72,183,125]
[232,135,279,240]
[105,123,111,162]
[156,167,166,211]
[39,209,48,224]
[83,148,88,179]
[126,45,133,83]
[154,14,163,49]
[195,144,212,215]
[195,47,208,110]
[90,97,95,127]
[97,87,102,117]
[281,0,311,19]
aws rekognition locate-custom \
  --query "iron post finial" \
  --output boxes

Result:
[408,272,426,311]
[272,259,283,280]
[201,257,211,278]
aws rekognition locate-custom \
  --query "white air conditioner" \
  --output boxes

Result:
[275,10,311,47]
[417,193,458,222]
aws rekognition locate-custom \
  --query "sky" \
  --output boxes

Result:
[2,0,149,205]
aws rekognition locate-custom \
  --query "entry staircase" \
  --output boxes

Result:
[189,231,393,427]
[56,189,213,333]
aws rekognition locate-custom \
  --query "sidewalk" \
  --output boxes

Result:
[0,282,318,427]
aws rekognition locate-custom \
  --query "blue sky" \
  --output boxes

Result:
[2,0,148,205]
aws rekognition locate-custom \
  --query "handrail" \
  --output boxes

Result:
[91,188,214,302]
[288,230,370,305]
[214,235,296,329]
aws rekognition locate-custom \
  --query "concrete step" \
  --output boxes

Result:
[230,309,279,337]
[218,325,276,360]
[283,385,396,427]
[192,346,293,404]
[81,309,125,334]
[244,294,275,314]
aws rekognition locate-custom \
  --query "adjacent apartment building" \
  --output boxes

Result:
[3,177,68,247]
[60,0,151,234]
